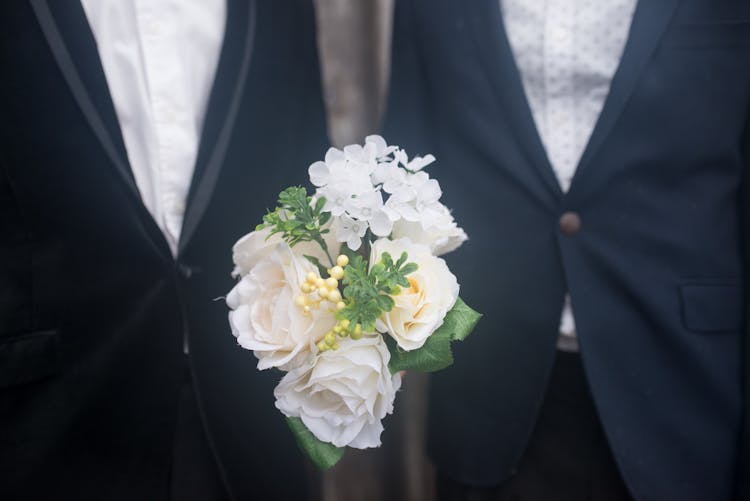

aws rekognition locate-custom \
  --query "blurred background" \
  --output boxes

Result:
[312,1,435,500]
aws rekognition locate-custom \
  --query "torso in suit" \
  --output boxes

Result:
[0,1,327,500]
[385,1,750,500]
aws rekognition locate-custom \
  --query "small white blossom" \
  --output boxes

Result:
[344,191,396,237]
[365,134,398,158]
[335,215,369,251]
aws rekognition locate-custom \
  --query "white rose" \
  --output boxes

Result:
[231,227,283,277]
[232,226,340,277]
[371,238,459,351]
[226,243,337,370]
[274,335,401,448]
[390,204,467,256]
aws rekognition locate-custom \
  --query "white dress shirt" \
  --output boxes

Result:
[80,0,227,256]
[500,0,638,350]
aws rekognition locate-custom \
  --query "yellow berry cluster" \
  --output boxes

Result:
[293,254,364,353]
[295,254,349,315]
[317,318,364,353]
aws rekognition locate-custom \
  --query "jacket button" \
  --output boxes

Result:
[559,212,582,235]
[178,264,201,279]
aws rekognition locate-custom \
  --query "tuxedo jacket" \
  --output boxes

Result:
[0,1,327,500]
[385,1,750,500]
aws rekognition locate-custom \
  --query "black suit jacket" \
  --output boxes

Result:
[385,1,750,500]
[0,1,327,500]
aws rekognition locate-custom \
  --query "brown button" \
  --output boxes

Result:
[559,212,582,235]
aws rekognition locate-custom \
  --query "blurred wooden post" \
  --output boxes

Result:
[312,1,436,500]
[314,0,391,145]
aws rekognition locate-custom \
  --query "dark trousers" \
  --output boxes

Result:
[437,351,632,501]
[169,360,229,501]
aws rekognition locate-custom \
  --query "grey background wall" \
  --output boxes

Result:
[311,2,435,500]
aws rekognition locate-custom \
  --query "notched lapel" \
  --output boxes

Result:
[465,0,564,206]
[570,0,684,194]
[179,0,257,255]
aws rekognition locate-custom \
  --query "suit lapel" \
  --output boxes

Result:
[30,0,172,258]
[178,0,257,255]
[569,0,683,195]
[465,0,684,203]
[465,0,564,205]
[31,0,133,200]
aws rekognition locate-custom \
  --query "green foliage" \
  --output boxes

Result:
[337,252,418,332]
[258,187,333,263]
[387,297,482,373]
[286,417,345,470]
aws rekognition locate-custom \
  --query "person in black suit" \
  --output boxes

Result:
[385,1,749,500]
[0,1,327,500]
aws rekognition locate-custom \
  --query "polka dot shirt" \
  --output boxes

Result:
[500,0,638,192]
[500,0,638,346]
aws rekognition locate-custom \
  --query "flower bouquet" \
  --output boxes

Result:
[226,136,481,469]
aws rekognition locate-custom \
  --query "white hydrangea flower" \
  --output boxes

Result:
[364,134,398,159]
[385,171,443,225]
[308,135,465,253]
[344,191,396,237]
[334,215,368,251]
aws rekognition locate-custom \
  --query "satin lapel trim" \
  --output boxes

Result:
[465,0,564,203]
[569,0,683,195]
[30,0,172,259]
[30,0,138,202]
[178,0,257,255]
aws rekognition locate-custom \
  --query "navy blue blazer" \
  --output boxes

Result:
[0,1,327,500]
[385,1,750,500]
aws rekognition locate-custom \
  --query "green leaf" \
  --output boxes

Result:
[400,263,418,276]
[387,297,482,373]
[314,196,327,213]
[258,188,333,256]
[442,297,483,342]
[286,417,345,470]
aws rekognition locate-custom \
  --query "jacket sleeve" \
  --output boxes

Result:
[381,0,434,155]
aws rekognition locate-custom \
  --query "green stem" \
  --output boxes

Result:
[316,237,335,268]
[361,229,373,260]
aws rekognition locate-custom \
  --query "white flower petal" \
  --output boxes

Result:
[308,161,330,187]
[407,154,436,171]
[324,147,345,165]
[368,210,393,237]
[273,336,400,448]
[370,238,459,351]
[225,243,337,370]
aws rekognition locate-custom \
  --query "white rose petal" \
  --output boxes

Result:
[371,238,459,350]
[227,243,337,370]
[274,335,401,448]
[232,226,341,277]
[231,227,283,277]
